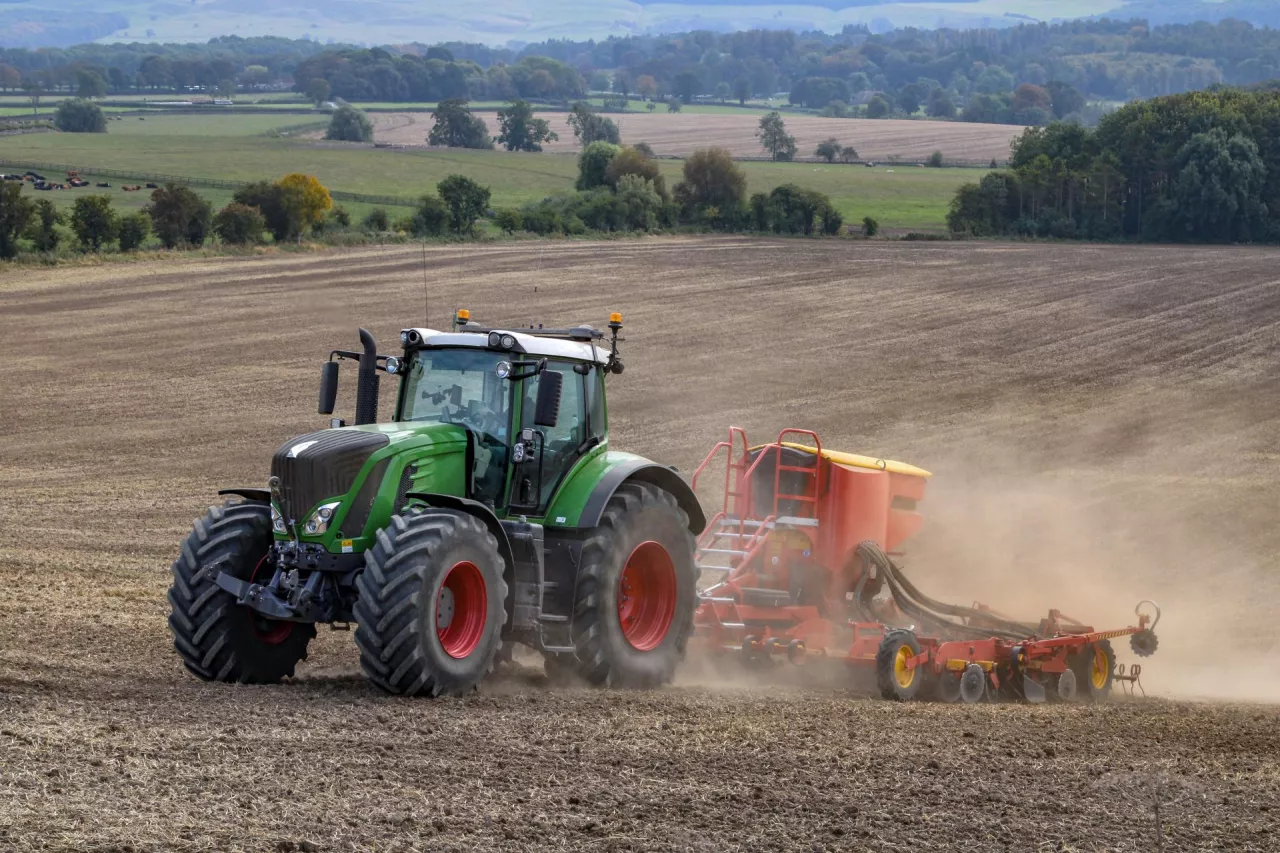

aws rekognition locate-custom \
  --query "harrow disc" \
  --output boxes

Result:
[959,663,986,704]
[1130,629,1159,658]
[935,672,962,703]
[1055,669,1078,702]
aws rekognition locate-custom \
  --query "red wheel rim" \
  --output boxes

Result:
[247,555,294,646]
[617,541,677,652]
[437,561,488,659]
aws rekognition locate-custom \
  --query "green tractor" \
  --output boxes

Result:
[168,311,704,696]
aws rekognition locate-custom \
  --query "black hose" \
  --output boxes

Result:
[854,541,1032,643]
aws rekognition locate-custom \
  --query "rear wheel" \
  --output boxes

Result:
[876,629,926,701]
[354,510,508,697]
[1071,639,1115,701]
[570,482,697,688]
[167,500,315,683]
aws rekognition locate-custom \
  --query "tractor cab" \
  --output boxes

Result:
[388,311,622,515]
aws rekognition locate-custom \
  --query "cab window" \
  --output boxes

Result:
[517,361,589,509]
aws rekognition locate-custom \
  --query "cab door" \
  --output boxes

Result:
[507,360,603,514]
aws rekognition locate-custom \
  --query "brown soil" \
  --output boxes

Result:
[2,238,1278,851]
[366,111,1023,162]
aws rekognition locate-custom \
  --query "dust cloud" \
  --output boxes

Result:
[905,384,1280,703]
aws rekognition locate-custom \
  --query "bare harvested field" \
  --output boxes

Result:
[2,238,1279,851]
[365,111,1024,161]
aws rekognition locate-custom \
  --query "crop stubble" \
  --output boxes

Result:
[1,238,1278,851]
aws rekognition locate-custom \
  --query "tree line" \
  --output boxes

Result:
[0,139,860,262]
[5,17,1280,116]
[947,87,1280,243]
[0,173,351,259]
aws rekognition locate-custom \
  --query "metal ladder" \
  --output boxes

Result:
[690,428,824,591]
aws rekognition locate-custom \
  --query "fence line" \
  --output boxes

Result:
[0,158,418,207]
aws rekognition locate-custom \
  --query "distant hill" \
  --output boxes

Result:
[2,0,1279,49]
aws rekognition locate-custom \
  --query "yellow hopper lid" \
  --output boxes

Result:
[778,442,932,479]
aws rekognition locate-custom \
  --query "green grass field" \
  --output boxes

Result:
[103,113,329,136]
[0,115,976,230]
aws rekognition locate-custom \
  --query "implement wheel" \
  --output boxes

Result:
[876,629,926,701]
[570,482,697,688]
[354,509,507,697]
[1071,639,1115,701]
[935,671,962,703]
[168,500,315,683]
[959,663,987,703]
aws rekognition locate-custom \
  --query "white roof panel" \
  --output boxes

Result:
[404,327,608,364]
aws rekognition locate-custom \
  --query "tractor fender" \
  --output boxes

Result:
[217,487,271,504]
[404,492,516,572]
[578,462,706,535]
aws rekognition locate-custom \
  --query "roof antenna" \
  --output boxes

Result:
[427,236,437,326]
[531,244,544,327]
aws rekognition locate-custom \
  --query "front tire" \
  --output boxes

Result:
[570,482,698,688]
[167,500,315,683]
[354,510,508,697]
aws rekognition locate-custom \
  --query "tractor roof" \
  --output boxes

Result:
[404,327,611,365]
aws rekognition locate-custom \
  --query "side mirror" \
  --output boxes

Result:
[318,361,339,415]
[534,370,562,428]
[450,385,463,407]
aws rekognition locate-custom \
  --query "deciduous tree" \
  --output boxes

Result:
[0,182,35,259]
[70,194,119,251]
[496,99,558,152]
[277,173,333,237]
[674,147,747,215]
[213,203,267,245]
[325,105,373,142]
[437,174,491,235]
[146,184,212,248]
[54,98,106,133]
[427,99,492,149]
[756,111,797,162]
[567,102,620,146]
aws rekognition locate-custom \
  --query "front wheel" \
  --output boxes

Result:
[354,509,508,697]
[167,500,315,684]
[570,482,698,688]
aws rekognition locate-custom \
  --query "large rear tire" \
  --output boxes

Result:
[876,629,927,701]
[168,500,315,683]
[570,482,697,688]
[354,509,508,697]
[1071,639,1116,701]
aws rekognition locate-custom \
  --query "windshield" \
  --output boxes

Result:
[399,348,511,444]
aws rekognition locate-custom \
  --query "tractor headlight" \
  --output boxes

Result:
[500,334,516,349]
[302,501,342,536]
[400,330,409,345]
[495,360,511,379]
[271,505,287,534]
[488,332,502,348]
[385,356,401,375]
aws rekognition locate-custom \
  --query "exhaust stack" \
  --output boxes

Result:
[355,328,379,425]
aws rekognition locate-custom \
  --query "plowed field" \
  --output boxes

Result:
[2,238,1278,852]
[367,111,1023,162]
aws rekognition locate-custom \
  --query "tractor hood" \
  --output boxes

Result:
[270,421,467,534]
